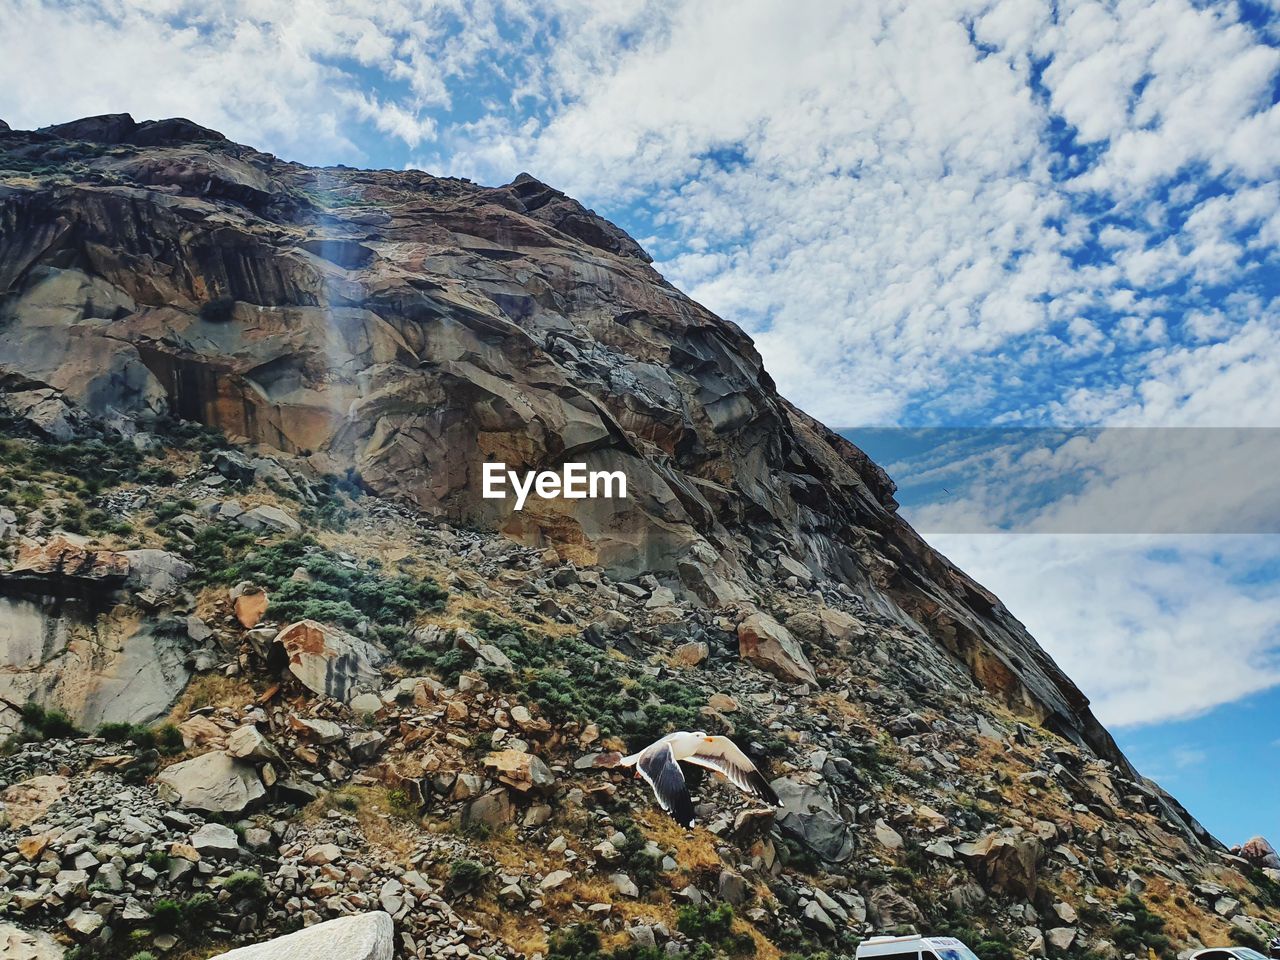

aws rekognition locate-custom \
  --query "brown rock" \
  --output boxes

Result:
[956,833,1045,899]
[708,693,739,712]
[1,775,70,829]
[671,640,709,668]
[179,715,227,749]
[233,589,268,629]
[17,834,50,861]
[483,749,557,792]
[737,612,817,685]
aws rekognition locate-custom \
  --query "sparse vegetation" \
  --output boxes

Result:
[546,923,666,960]
[198,536,446,645]
[676,903,755,957]
[18,701,79,740]
[223,869,267,901]
[446,859,491,895]
[1110,894,1172,958]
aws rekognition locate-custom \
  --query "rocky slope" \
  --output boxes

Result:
[0,115,1277,960]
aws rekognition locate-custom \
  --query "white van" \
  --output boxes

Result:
[856,935,982,960]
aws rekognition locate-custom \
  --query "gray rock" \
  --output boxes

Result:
[191,822,242,857]
[874,818,903,850]
[1047,928,1077,951]
[771,777,854,862]
[867,884,923,928]
[237,505,302,535]
[717,868,751,905]
[349,730,387,763]
[205,911,393,960]
[63,907,104,937]
[226,725,283,763]
[1,921,65,959]
[157,751,266,814]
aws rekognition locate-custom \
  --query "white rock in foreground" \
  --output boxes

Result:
[0,921,64,960]
[207,912,393,960]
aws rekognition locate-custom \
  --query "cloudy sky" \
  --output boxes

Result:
[3,0,1278,843]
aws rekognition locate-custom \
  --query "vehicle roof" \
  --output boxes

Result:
[857,936,970,955]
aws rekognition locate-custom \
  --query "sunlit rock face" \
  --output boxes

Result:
[0,115,1131,773]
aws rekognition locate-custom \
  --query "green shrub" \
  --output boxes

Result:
[193,537,446,644]
[1111,895,1170,958]
[223,869,266,900]
[182,890,219,928]
[97,721,157,748]
[546,923,666,960]
[151,898,182,932]
[676,903,754,955]
[446,859,490,894]
[146,850,170,871]
[128,952,158,960]
[609,816,660,892]
[154,723,185,754]
[20,702,79,739]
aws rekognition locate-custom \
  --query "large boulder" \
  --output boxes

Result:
[120,548,193,596]
[867,883,924,930]
[273,620,385,703]
[737,612,817,685]
[1236,836,1280,869]
[206,912,393,960]
[237,505,302,535]
[0,775,70,829]
[156,751,266,814]
[956,833,1045,899]
[6,532,129,584]
[771,777,854,863]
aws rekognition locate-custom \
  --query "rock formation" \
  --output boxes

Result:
[0,115,1273,960]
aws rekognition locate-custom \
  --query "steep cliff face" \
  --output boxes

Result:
[0,115,1188,826]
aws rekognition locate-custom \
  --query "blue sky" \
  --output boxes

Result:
[2,0,1278,846]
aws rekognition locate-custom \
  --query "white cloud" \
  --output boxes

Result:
[423,0,1280,429]
[0,0,520,160]
[928,532,1280,727]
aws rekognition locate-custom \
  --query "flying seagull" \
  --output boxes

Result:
[618,731,782,827]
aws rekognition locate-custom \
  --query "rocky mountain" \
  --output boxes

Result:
[0,114,1277,960]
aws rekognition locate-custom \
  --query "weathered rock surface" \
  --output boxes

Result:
[156,751,266,814]
[1237,836,1280,869]
[0,593,191,732]
[0,922,64,960]
[956,834,1045,900]
[737,612,817,685]
[206,911,393,960]
[273,620,385,703]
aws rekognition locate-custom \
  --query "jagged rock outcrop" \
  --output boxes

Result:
[0,115,1208,843]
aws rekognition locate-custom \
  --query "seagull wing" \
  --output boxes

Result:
[636,741,696,827]
[683,735,781,807]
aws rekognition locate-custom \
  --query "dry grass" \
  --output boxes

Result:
[303,784,423,861]
[167,674,259,723]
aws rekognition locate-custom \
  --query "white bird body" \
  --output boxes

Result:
[619,731,782,827]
